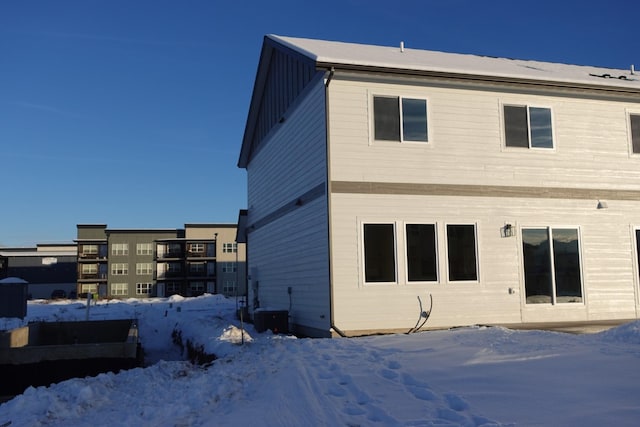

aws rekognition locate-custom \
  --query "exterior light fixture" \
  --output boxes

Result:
[597,201,608,209]
[502,223,514,238]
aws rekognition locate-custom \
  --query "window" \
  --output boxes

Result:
[504,105,553,149]
[189,281,205,296]
[636,230,640,285]
[81,284,98,294]
[189,243,205,253]
[111,263,128,275]
[136,263,153,275]
[82,264,97,274]
[223,280,237,294]
[406,224,437,282]
[446,225,478,281]
[373,96,428,142]
[222,262,237,273]
[165,282,181,296]
[363,223,396,283]
[167,262,181,273]
[189,262,205,273]
[112,243,129,256]
[630,114,640,154]
[223,243,237,253]
[522,228,583,304]
[167,243,182,255]
[137,243,153,255]
[82,244,98,255]
[136,283,153,295]
[111,283,128,296]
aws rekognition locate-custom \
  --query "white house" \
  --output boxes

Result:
[238,35,640,337]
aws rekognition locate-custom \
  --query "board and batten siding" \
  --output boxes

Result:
[246,76,331,336]
[326,73,640,333]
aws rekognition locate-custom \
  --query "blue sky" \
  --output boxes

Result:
[1,0,637,247]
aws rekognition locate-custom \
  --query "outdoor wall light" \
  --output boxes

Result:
[597,200,608,209]
[502,223,514,238]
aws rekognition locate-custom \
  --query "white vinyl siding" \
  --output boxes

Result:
[246,76,330,335]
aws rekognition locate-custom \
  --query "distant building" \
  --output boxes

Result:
[0,244,77,299]
[75,224,246,299]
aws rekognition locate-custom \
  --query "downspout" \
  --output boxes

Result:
[324,67,347,338]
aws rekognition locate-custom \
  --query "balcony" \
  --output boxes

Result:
[78,253,108,261]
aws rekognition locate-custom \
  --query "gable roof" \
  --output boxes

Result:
[239,34,639,168]
[272,35,640,91]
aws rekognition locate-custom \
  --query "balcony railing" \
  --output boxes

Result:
[78,273,107,281]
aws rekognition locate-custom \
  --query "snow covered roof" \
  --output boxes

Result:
[270,35,640,92]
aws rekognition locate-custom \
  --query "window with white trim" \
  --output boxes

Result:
[111,263,128,275]
[82,264,97,274]
[406,224,438,282]
[223,243,237,253]
[136,282,153,295]
[373,96,428,142]
[504,105,553,149]
[82,244,98,255]
[112,243,129,256]
[111,283,128,296]
[136,243,153,255]
[522,227,583,304]
[446,224,478,281]
[136,263,153,275]
[81,284,98,294]
[630,113,640,154]
[363,223,396,283]
[189,243,205,253]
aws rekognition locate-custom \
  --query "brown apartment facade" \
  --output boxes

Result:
[75,224,245,299]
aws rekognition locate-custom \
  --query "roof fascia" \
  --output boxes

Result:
[317,61,640,98]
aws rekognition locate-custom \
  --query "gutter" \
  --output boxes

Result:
[323,67,347,338]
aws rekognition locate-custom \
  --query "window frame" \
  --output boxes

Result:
[361,222,398,285]
[136,243,153,256]
[111,243,129,256]
[136,262,153,275]
[445,223,480,283]
[111,283,128,296]
[502,103,555,150]
[520,226,584,305]
[136,282,153,296]
[628,111,640,156]
[371,93,430,145]
[633,227,640,305]
[404,223,439,283]
[223,243,237,253]
[111,263,129,275]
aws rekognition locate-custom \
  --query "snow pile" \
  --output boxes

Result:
[1,295,640,426]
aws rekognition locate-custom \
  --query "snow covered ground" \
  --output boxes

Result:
[1,295,639,426]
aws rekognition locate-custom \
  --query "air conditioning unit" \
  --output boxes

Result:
[253,310,288,334]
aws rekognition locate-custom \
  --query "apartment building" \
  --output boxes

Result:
[76,224,245,299]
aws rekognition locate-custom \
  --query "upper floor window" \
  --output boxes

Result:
[189,243,205,253]
[223,243,237,253]
[136,263,153,275]
[630,113,640,154]
[136,243,153,255]
[112,243,129,256]
[504,105,553,149]
[82,244,98,255]
[373,96,428,142]
[111,263,128,275]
